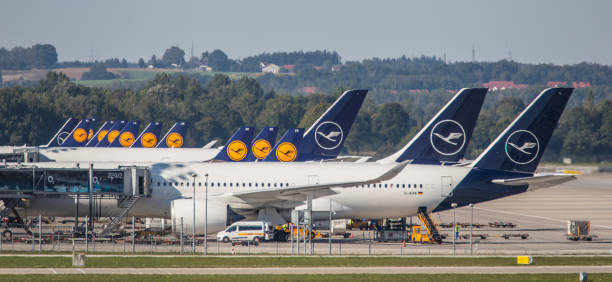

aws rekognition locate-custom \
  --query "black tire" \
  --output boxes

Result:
[253,237,261,243]
[222,237,230,243]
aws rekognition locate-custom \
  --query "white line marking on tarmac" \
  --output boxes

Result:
[77,268,86,274]
[49,268,57,274]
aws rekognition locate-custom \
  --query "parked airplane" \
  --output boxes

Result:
[28,90,367,163]
[131,122,164,148]
[45,118,79,147]
[24,88,575,236]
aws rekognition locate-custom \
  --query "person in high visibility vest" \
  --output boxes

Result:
[455,225,460,239]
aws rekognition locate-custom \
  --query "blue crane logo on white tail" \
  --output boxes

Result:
[505,130,540,164]
[314,121,343,150]
[429,119,466,156]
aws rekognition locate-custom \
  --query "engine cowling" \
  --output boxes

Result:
[170,198,244,235]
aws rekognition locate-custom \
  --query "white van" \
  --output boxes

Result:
[217,221,272,243]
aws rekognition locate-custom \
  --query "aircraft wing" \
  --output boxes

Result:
[491,173,578,191]
[227,161,409,204]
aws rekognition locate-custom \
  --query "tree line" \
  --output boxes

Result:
[0,72,609,162]
[0,44,57,70]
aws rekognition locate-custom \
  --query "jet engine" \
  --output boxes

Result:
[170,198,244,235]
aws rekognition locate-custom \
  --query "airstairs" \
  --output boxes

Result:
[99,195,141,236]
[0,198,21,218]
[417,207,442,244]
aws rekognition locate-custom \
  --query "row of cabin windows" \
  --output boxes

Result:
[155,181,290,188]
[154,181,424,189]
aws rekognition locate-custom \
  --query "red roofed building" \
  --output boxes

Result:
[283,64,294,71]
[482,81,528,90]
[301,86,317,94]
[547,81,567,87]
[572,81,591,88]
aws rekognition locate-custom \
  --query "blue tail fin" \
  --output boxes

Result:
[213,127,256,161]
[263,128,304,162]
[108,121,140,147]
[46,118,79,147]
[95,120,127,147]
[245,127,278,161]
[60,118,96,147]
[379,88,488,164]
[86,121,115,147]
[131,122,163,148]
[156,121,188,148]
[472,88,573,173]
[300,89,368,160]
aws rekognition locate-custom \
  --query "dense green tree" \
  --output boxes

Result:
[203,49,230,71]
[162,46,186,67]
[81,63,117,80]
[138,58,145,68]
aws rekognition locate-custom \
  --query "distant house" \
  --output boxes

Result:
[199,65,213,72]
[331,64,342,72]
[261,63,280,74]
[301,86,317,94]
[482,81,528,91]
[283,64,295,72]
[547,81,567,87]
[572,81,591,88]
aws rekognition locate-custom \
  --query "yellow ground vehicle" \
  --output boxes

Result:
[410,226,431,243]
[273,223,325,241]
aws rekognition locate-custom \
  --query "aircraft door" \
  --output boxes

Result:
[308,175,319,185]
[440,176,453,197]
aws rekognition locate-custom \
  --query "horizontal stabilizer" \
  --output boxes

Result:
[491,173,578,191]
[202,140,218,149]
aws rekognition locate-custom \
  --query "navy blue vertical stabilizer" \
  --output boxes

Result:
[46,118,79,147]
[96,120,127,147]
[156,121,188,148]
[86,121,114,147]
[263,128,304,162]
[60,118,95,147]
[300,89,367,160]
[131,122,163,148]
[472,88,573,173]
[379,88,488,164]
[213,127,256,161]
[109,121,141,148]
[245,127,278,161]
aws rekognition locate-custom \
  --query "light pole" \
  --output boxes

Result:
[451,203,457,256]
[469,203,474,256]
[204,173,209,255]
[192,173,197,253]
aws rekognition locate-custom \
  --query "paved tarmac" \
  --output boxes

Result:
[1,266,612,274]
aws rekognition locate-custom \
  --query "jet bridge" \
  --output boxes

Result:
[0,166,150,198]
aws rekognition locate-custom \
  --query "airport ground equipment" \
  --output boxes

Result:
[567,220,595,241]
[489,221,516,228]
[416,207,442,244]
[410,225,431,243]
[502,233,529,240]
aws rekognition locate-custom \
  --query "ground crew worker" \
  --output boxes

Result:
[455,224,460,239]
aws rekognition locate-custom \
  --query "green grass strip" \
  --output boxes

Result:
[0,256,611,268]
[0,274,611,282]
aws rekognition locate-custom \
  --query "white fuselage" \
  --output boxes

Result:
[24,161,471,226]
[28,147,220,163]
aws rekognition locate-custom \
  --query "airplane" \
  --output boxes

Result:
[95,120,127,147]
[245,127,278,161]
[131,122,164,148]
[45,118,79,147]
[25,89,367,163]
[59,118,96,147]
[86,121,115,147]
[378,88,487,165]
[23,88,576,236]
[108,121,140,148]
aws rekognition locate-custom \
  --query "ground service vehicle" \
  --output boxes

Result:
[216,221,272,243]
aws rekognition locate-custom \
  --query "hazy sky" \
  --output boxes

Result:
[1,0,611,65]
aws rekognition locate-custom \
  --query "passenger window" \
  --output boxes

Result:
[162,182,166,186]
[229,183,233,187]
[242,183,245,187]
[384,184,387,188]
[249,183,252,187]
[255,183,258,187]
[274,183,277,187]
[280,183,283,187]
[267,183,271,187]
[402,184,405,188]
[420,184,423,188]
[224,183,227,187]
[186,182,189,186]
[199,182,202,187]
